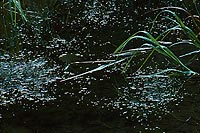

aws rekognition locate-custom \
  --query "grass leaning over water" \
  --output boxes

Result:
[114,7,200,77]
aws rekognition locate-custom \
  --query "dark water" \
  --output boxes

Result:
[0,0,200,132]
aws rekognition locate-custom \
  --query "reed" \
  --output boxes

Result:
[0,0,27,53]
[4,0,27,25]
[115,7,200,76]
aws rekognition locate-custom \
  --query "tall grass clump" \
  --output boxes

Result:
[2,0,27,26]
[0,0,27,53]
[0,0,64,54]
[114,7,200,77]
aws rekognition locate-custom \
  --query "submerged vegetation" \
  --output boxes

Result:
[0,0,200,132]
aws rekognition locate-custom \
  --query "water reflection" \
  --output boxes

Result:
[113,75,183,120]
[0,54,58,105]
[0,0,199,132]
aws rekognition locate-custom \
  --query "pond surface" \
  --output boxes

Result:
[0,0,200,132]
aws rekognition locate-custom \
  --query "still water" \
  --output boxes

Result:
[0,0,200,132]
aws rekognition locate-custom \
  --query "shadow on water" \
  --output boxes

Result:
[0,0,200,132]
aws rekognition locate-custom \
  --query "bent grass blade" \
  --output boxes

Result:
[60,58,126,82]
[115,9,200,76]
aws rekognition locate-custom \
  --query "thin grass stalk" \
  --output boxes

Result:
[193,0,200,16]
[137,49,155,71]
[150,10,200,48]
[2,10,8,37]
[144,6,200,31]
[122,54,135,73]
[114,31,139,53]
[8,0,14,24]
[14,0,17,26]
[14,0,27,21]
[6,0,27,25]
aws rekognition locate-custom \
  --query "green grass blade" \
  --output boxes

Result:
[115,30,195,72]
[152,10,200,48]
[13,0,27,21]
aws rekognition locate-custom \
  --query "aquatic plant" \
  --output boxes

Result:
[0,0,64,53]
[109,6,200,123]
[114,7,200,77]
[3,0,27,25]
[0,0,27,53]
